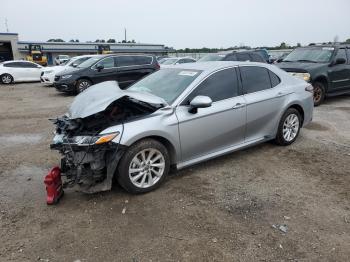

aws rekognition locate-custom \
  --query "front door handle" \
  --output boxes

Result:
[232,103,245,109]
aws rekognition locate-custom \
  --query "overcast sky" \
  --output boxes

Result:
[1,0,349,48]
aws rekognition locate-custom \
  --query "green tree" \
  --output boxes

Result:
[279,42,288,49]
[297,43,301,47]
[107,39,116,43]
[47,38,65,42]
[346,38,350,43]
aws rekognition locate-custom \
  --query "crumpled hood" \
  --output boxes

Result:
[68,81,167,119]
[277,62,326,73]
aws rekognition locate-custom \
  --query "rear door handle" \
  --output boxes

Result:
[232,103,245,109]
[276,92,286,97]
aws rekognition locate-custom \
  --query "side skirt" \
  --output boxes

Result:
[176,136,272,170]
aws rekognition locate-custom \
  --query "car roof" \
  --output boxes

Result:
[3,60,36,64]
[302,44,350,49]
[165,61,270,72]
[103,53,155,57]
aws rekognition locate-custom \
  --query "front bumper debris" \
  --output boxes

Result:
[51,140,125,193]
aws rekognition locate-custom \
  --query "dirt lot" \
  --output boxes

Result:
[0,83,349,262]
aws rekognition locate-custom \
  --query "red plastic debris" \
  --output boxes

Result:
[44,166,64,205]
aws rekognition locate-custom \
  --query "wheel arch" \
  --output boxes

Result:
[288,104,305,126]
[127,135,178,165]
[1,73,14,83]
[76,76,93,84]
[312,75,329,91]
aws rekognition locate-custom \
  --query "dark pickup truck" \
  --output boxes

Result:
[277,44,350,106]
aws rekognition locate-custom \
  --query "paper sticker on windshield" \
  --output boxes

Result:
[179,71,198,77]
[322,47,334,50]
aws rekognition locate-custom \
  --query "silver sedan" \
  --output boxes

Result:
[51,61,313,194]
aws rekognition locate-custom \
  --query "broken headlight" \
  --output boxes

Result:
[73,132,120,146]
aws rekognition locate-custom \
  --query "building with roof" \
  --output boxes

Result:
[0,33,170,65]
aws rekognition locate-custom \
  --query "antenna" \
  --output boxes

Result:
[5,18,9,32]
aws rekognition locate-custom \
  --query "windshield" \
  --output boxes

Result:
[197,54,225,62]
[161,58,179,65]
[128,68,202,104]
[283,47,334,63]
[67,57,90,67]
[77,56,103,68]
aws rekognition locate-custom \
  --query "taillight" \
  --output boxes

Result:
[305,84,313,93]
[155,62,160,70]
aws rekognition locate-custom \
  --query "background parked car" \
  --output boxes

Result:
[160,57,196,66]
[41,55,94,85]
[54,53,160,93]
[277,44,350,105]
[55,55,70,65]
[197,50,267,63]
[0,60,43,84]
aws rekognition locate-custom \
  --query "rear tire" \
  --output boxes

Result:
[1,73,13,84]
[117,139,170,194]
[312,81,326,106]
[76,79,92,93]
[275,108,301,146]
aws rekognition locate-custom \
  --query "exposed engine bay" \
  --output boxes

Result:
[50,81,165,193]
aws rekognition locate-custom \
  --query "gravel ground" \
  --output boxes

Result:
[0,83,349,262]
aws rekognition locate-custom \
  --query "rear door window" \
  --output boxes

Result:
[116,56,136,67]
[133,56,152,65]
[236,53,251,61]
[240,66,272,94]
[4,62,23,68]
[334,48,347,63]
[223,54,238,61]
[347,49,350,64]
[250,53,265,62]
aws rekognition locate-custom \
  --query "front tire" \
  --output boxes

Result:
[76,79,92,93]
[117,139,170,194]
[275,108,301,146]
[1,73,14,84]
[312,81,326,106]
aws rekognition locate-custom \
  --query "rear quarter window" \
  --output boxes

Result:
[268,70,281,87]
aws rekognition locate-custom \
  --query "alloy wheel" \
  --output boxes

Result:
[128,148,165,189]
[282,113,299,142]
[313,84,322,104]
[2,75,12,84]
[78,81,91,92]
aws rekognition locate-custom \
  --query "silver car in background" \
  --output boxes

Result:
[51,61,313,194]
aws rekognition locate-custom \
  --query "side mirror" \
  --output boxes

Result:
[96,64,104,71]
[333,58,346,65]
[189,95,212,114]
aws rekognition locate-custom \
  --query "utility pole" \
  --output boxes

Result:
[5,18,9,32]
[124,28,127,42]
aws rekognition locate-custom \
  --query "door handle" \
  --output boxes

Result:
[276,92,286,97]
[232,103,245,109]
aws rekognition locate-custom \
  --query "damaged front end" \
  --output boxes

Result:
[50,81,166,193]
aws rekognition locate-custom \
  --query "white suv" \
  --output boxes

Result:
[41,55,93,85]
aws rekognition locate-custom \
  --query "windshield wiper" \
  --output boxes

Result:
[296,59,317,63]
